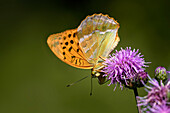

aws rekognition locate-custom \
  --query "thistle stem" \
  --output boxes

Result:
[133,88,141,113]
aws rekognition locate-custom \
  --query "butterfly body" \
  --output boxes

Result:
[47,13,120,84]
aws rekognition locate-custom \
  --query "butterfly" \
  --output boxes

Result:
[47,13,120,85]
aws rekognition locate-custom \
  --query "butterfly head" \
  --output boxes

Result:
[91,69,106,85]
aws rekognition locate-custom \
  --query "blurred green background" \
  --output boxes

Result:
[0,0,169,113]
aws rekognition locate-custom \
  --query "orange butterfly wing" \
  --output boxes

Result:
[47,29,93,69]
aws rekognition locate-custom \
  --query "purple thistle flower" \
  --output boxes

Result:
[102,47,150,90]
[148,104,170,113]
[137,76,170,112]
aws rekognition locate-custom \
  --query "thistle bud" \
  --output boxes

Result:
[155,66,167,82]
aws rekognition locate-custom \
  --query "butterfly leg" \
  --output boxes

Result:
[99,56,106,61]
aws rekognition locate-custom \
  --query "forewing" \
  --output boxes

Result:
[47,29,93,69]
[77,14,120,64]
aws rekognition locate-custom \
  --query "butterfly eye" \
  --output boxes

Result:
[97,75,106,85]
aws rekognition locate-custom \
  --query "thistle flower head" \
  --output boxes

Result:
[148,104,170,113]
[102,47,150,90]
[137,76,170,112]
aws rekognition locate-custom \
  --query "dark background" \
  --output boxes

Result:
[0,0,169,113]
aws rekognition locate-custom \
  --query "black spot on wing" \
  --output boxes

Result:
[68,34,71,38]
[71,56,75,58]
[63,46,66,49]
[73,33,76,37]
[79,59,81,65]
[75,59,77,64]
[70,40,74,44]
[68,46,72,52]
[63,36,66,40]
[65,42,68,45]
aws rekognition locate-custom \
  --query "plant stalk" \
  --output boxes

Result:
[133,88,142,113]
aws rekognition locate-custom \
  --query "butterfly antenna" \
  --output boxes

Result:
[66,75,89,87]
[90,77,93,96]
